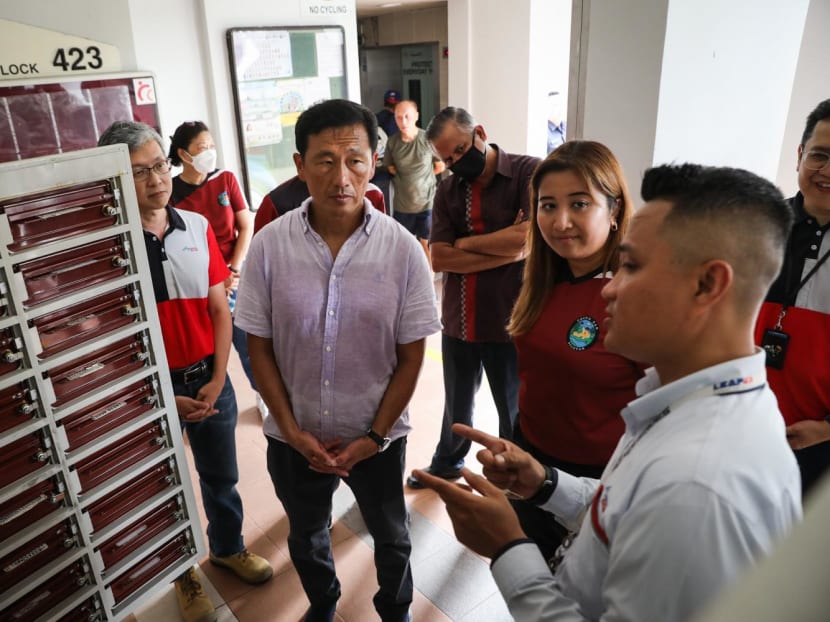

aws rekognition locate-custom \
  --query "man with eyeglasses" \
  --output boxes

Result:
[98,121,272,622]
[756,98,830,496]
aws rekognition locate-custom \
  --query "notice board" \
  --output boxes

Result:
[227,26,347,208]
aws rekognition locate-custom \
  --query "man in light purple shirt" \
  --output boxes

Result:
[235,99,440,622]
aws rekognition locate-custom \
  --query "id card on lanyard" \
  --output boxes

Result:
[762,242,830,368]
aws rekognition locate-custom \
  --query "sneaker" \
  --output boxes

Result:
[174,567,216,622]
[406,466,463,489]
[254,392,269,419]
[209,549,273,584]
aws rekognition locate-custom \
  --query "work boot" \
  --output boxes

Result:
[209,549,273,584]
[174,567,216,622]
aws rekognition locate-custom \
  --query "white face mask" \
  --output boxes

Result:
[186,148,217,174]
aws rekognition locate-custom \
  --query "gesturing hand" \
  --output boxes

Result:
[451,424,547,499]
[412,468,527,558]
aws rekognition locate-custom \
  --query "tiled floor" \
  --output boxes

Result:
[128,307,514,621]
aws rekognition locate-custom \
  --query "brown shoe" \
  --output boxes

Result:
[174,567,216,622]
[209,549,273,584]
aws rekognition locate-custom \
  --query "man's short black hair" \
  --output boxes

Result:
[642,163,792,247]
[294,99,378,158]
[800,99,830,147]
[642,163,793,310]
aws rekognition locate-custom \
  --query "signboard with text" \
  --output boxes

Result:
[0,19,121,81]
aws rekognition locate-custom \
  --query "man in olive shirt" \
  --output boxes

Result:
[383,100,445,238]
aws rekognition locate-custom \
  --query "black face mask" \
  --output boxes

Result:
[450,130,486,182]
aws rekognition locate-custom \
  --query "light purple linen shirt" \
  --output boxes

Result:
[235,197,441,444]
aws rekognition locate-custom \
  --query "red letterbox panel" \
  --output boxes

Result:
[0,380,39,434]
[0,278,8,317]
[0,558,92,622]
[58,377,157,451]
[54,595,103,622]
[0,431,53,490]
[30,285,141,358]
[14,236,130,307]
[108,530,193,605]
[71,420,167,494]
[0,180,118,252]
[0,327,24,378]
[0,476,66,544]
[0,518,79,592]
[47,333,149,406]
[97,496,184,569]
[84,459,177,532]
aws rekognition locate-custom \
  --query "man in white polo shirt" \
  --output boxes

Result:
[416,163,802,622]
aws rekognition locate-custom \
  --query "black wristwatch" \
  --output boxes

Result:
[525,464,558,506]
[366,428,391,453]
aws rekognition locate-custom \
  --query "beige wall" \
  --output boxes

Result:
[360,5,449,110]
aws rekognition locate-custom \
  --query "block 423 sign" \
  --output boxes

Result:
[0,19,121,80]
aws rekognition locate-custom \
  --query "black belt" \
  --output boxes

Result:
[169,355,214,384]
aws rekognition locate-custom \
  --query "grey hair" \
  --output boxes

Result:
[98,121,164,153]
[426,106,476,142]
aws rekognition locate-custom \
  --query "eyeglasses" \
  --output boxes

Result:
[133,159,173,181]
[802,150,830,171]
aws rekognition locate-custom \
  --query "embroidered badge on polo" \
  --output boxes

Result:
[218,191,230,207]
[568,316,599,350]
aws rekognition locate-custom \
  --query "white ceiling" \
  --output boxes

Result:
[355,0,446,18]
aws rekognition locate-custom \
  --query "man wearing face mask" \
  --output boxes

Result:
[407,107,540,489]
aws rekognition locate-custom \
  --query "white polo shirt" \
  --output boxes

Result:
[492,350,801,621]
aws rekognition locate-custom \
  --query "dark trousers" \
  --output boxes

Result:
[393,210,432,240]
[795,440,830,498]
[267,437,412,622]
[429,334,519,471]
[175,373,244,557]
[510,423,605,562]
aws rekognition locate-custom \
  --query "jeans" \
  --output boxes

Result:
[267,437,412,622]
[393,210,432,240]
[175,372,244,557]
[429,334,519,471]
[229,289,257,392]
[232,321,257,391]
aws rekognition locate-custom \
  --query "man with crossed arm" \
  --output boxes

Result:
[407,106,539,489]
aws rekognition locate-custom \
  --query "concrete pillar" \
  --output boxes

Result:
[573,0,810,188]
[447,0,571,157]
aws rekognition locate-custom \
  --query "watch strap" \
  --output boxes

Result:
[366,428,391,451]
[525,464,558,506]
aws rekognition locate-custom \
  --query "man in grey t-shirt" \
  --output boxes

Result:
[383,100,445,239]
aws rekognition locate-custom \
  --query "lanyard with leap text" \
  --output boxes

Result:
[762,242,830,369]
[548,380,748,568]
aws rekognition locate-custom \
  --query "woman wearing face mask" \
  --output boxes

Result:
[506,141,644,563]
[168,121,258,408]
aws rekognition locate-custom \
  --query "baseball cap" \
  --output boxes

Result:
[384,89,401,105]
